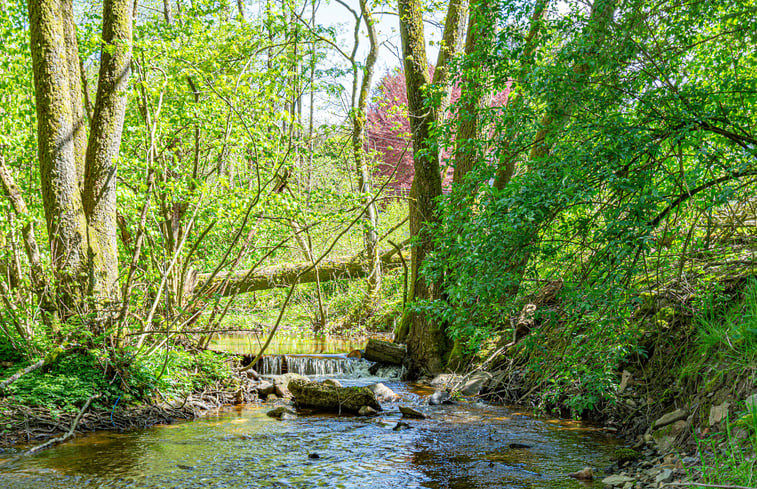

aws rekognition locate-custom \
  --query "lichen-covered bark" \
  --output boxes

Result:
[28,0,91,302]
[83,0,133,301]
[29,0,134,317]
[398,0,467,376]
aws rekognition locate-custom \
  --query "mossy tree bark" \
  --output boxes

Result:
[28,0,133,320]
[352,0,381,299]
[396,0,468,376]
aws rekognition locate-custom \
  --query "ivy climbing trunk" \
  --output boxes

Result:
[29,0,133,320]
[396,0,467,376]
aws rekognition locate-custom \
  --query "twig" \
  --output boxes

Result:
[0,359,45,393]
[0,393,99,467]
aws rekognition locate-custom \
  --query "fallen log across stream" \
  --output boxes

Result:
[192,251,408,297]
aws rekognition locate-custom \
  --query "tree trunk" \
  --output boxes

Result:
[29,0,91,306]
[83,0,133,303]
[28,0,133,319]
[353,0,381,297]
[193,252,408,297]
[453,0,496,184]
[396,0,467,376]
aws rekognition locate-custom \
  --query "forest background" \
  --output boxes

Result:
[0,1,756,483]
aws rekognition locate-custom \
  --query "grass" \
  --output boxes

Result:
[694,404,757,488]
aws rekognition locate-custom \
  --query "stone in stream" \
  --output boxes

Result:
[358,406,379,416]
[322,379,342,388]
[393,421,412,431]
[266,406,297,419]
[399,406,427,419]
[429,390,453,405]
[257,380,275,397]
[601,475,636,486]
[346,349,362,359]
[367,383,399,402]
[568,467,594,480]
[289,378,381,414]
[459,371,493,396]
[363,339,406,365]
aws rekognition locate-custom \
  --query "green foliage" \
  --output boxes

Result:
[415,0,757,414]
[5,351,121,412]
[613,448,641,464]
[129,349,232,400]
[695,410,757,488]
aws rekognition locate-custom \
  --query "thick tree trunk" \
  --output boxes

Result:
[397,0,467,376]
[29,0,91,304]
[28,0,134,319]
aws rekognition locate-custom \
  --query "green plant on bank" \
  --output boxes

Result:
[679,279,757,389]
[694,404,757,488]
[1,333,232,413]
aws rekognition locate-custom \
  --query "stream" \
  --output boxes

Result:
[0,335,621,489]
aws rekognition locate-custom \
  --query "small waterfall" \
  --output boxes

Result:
[254,355,357,377]
[253,354,403,380]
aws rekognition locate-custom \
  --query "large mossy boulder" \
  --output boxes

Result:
[289,378,381,414]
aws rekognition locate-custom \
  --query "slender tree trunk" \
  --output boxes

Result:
[453,0,496,184]
[353,0,381,298]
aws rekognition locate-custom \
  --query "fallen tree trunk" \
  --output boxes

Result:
[193,251,408,297]
[364,339,407,365]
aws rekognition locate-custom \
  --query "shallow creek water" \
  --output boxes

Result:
[0,340,621,488]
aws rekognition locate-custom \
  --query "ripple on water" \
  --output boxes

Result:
[0,382,620,489]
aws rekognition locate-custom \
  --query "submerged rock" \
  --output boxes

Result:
[392,421,412,431]
[508,443,531,449]
[568,467,594,480]
[399,406,427,419]
[368,383,399,402]
[266,406,296,419]
[289,378,381,414]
